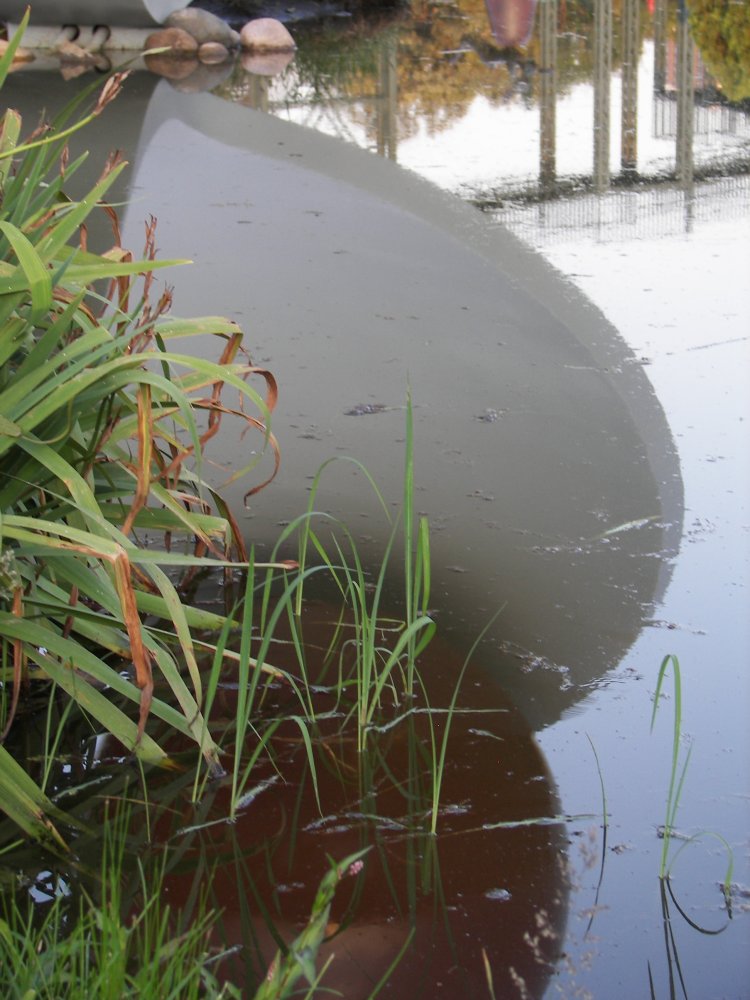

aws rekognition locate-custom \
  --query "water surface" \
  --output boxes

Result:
[5,0,749,994]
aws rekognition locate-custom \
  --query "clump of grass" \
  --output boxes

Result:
[0,797,370,999]
[288,393,435,754]
[184,395,440,831]
[0,13,288,846]
[0,805,240,1000]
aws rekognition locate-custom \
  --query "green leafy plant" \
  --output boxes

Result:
[0,13,286,846]
[0,18,460,1000]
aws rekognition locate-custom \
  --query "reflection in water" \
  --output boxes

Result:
[4,1,748,993]
[213,0,748,202]
[158,605,569,998]
[4,10,688,727]
[538,0,556,192]
[108,79,682,731]
[3,608,571,999]
[593,0,612,192]
[621,0,640,173]
[485,0,538,49]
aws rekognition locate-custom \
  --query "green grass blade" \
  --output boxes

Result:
[0,9,30,88]
[0,109,21,188]
[0,221,53,324]
[0,744,68,848]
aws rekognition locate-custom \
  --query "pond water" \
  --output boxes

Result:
[5,0,749,995]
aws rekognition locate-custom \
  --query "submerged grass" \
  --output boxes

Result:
[0,806,239,1000]
[287,394,436,754]
[0,798,375,1000]
[253,849,369,1000]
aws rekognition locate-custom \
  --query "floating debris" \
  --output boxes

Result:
[597,515,658,539]
[441,802,472,816]
[474,408,504,423]
[484,888,512,902]
[233,775,280,812]
[468,727,505,742]
[344,403,390,416]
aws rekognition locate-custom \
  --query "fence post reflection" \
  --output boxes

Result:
[376,34,398,161]
[236,71,270,113]
[539,0,558,193]
[593,0,612,192]
[676,0,695,228]
[621,0,639,174]
[653,0,668,94]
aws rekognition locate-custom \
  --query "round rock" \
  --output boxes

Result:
[241,50,295,77]
[144,53,199,80]
[170,61,234,94]
[144,27,199,55]
[165,9,241,48]
[199,41,230,64]
[240,18,296,53]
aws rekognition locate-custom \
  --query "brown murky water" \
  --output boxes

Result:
[4,0,749,995]
[154,603,569,998]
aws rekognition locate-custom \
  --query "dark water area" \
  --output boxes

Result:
[3,0,749,995]
[150,603,569,998]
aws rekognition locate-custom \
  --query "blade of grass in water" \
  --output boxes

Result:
[650,654,734,890]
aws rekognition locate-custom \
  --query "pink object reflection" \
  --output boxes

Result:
[484,0,538,48]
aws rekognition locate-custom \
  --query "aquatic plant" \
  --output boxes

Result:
[253,849,369,1000]
[0,804,240,1000]
[648,654,734,1000]
[191,549,326,822]
[0,796,369,1000]
[288,394,435,754]
[178,393,440,832]
[650,654,733,888]
[0,13,284,845]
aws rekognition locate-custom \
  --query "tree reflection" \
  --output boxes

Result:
[215,0,749,206]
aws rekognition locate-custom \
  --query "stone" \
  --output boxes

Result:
[56,40,96,61]
[0,38,34,64]
[199,41,230,65]
[241,50,295,77]
[144,27,199,55]
[240,18,296,53]
[169,61,234,94]
[165,9,240,49]
[55,40,110,74]
[144,53,199,80]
